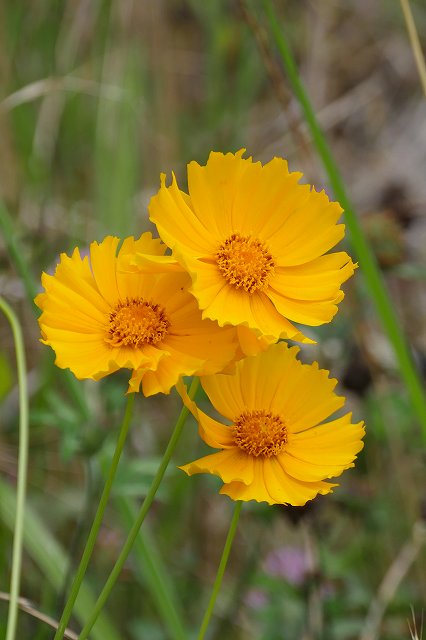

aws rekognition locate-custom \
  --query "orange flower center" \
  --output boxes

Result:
[233,409,288,457]
[106,297,170,348]
[216,233,275,293]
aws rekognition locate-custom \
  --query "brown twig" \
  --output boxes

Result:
[0,591,78,640]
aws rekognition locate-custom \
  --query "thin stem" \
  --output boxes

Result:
[197,501,243,640]
[54,393,135,640]
[400,0,426,98]
[0,297,29,640]
[78,377,200,640]
[262,0,426,437]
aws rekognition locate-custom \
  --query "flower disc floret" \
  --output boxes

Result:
[216,234,275,293]
[107,298,170,347]
[233,410,287,457]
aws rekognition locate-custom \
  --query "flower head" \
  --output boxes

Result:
[36,234,237,396]
[149,150,356,341]
[179,342,365,505]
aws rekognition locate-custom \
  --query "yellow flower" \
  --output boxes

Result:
[149,150,356,341]
[121,251,288,360]
[35,234,237,396]
[179,342,365,506]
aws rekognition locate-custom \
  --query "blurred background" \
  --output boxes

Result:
[0,1,426,638]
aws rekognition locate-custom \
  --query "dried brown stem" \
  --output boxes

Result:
[0,591,78,640]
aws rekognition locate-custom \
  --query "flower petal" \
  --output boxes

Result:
[89,236,121,306]
[180,448,254,485]
[121,252,185,275]
[272,253,356,301]
[227,155,305,239]
[235,325,276,357]
[286,415,366,468]
[264,457,336,505]
[149,173,216,255]
[201,374,247,421]
[131,328,236,397]
[186,150,250,237]
[219,457,335,505]
[284,368,344,433]
[267,189,345,266]
[176,380,235,449]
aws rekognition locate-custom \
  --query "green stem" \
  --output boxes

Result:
[78,377,200,640]
[197,501,243,640]
[262,0,426,436]
[54,393,135,640]
[0,298,29,640]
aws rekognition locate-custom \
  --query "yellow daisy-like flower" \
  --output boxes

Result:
[149,150,356,341]
[35,234,237,396]
[120,251,288,360]
[179,342,365,506]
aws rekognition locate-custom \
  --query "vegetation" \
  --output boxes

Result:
[1,1,425,638]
